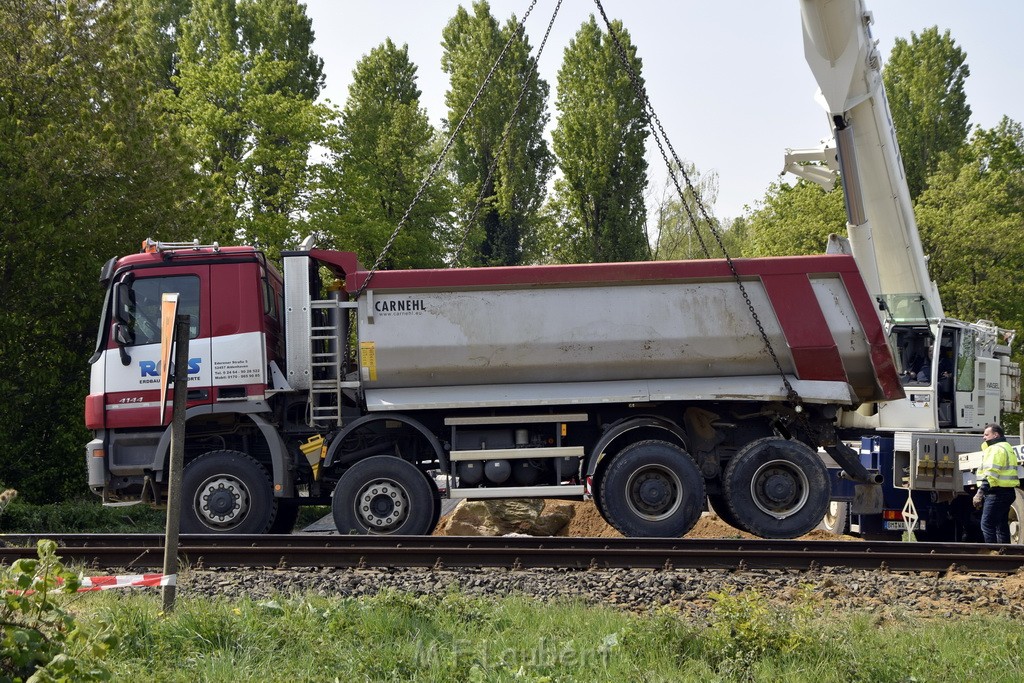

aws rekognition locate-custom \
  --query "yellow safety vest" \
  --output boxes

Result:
[978,440,1019,489]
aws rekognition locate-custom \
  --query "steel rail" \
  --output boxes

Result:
[3,534,1023,573]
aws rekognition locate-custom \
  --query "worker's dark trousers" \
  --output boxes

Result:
[980,487,1017,544]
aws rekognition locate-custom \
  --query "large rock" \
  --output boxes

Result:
[437,499,574,536]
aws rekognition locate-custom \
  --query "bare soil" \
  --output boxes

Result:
[549,499,862,542]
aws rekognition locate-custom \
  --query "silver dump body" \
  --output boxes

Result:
[333,255,903,413]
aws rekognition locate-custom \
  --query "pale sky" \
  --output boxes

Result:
[302,1,1024,220]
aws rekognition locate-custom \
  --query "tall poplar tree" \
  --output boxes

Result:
[547,16,649,264]
[173,0,327,258]
[311,40,451,269]
[884,26,971,200]
[441,1,552,266]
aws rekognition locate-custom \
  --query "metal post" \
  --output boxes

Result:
[162,314,190,612]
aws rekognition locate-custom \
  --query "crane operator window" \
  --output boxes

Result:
[891,327,934,385]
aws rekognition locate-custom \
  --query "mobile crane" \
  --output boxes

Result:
[788,0,1021,540]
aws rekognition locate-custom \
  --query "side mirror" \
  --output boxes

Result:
[113,323,133,366]
[113,282,134,325]
[114,322,134,346]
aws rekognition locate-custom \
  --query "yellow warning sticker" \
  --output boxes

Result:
[359,341,378,381]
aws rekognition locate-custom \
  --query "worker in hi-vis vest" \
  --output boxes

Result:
[972,423,1020,543]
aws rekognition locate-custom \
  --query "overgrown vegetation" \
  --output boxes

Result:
[1,540,115,681]
[0,500,165,535]
[44,585,1022,682]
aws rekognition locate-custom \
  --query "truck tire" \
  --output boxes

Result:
[722,437,830,539]
[597,440,705,537]
[817,501,848,535]
[181,450,276,534]
[1010,489,1024,545]
[332,456,436,535]
[707,494,745,532]
[268,501,300,534]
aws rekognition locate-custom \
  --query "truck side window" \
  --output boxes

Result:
[955,331,976,393]
[124,276,200,345]
[261,275,279,322]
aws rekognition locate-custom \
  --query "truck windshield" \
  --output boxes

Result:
[879,293,935,324]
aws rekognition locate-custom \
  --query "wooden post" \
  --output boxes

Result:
[161,314,190,612]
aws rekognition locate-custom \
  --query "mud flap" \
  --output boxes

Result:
[852,483,882,515]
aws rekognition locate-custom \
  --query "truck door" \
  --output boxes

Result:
[103,266,212,429]
[936,325,959,428]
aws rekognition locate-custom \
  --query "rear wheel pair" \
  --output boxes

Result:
[597,437,829,539]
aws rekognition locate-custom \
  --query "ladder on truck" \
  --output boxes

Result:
[282,247,359,429]
[308,297,358,427]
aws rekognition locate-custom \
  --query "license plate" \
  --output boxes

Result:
[884,520,926,531]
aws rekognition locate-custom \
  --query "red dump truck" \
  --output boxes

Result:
[85,242,902,538]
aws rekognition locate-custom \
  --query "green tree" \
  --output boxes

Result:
[173,0,327,259]
[742,180,847,257]
[547,16,649,264]
[311,40,452,269]
[125,0,192,91]
[915,117,1024,340]
[884,26,971,200]
[651,164,723,261]
[0,0,207,501]
[441,0,553,266]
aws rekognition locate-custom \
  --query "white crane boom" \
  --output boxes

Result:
[796,0,944,321]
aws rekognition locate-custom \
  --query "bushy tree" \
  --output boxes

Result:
[546,16,649,264]
[173,0,328,259]
[884,26,971,199]
[651,164,723,261]
[311,40,452,269]
[0,0,207,501]
[742,180,847,257]
[915,117,1024,337]
[441,0,553,266]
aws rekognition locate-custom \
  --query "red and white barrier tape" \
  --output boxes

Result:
[8,573,175,595]
[77,573,176,591]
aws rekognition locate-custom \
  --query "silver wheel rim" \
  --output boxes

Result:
[624,465,683,522]
[749,459,809,520]
[822,501,842,530]
[356,479,410,532]
[195,475,250,529]
[1011,503,1022,545]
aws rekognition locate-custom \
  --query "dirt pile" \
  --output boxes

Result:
[552,499,861,541]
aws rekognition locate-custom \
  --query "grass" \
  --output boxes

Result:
[0,498,166,533]
[0,501,330,534]
[62,587,1024,682]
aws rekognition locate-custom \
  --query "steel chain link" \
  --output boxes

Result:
[592,0,802,408]
[455,0,563,264]
[356,0,542,298]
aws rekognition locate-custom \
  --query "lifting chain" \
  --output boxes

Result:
[355,0,543,298]
[454,0,564,263]
[592,0,803,410]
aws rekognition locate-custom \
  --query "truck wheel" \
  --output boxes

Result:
[707,494,745,532]
[268,501,300,534]
[1009,490,1024,545]
[597,440,705,537]
[817,501,848,535]
[181,450,276,534]
[332,456,436,535]
[723,437,829,539]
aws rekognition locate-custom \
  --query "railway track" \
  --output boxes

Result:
[3,534,1023,574]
